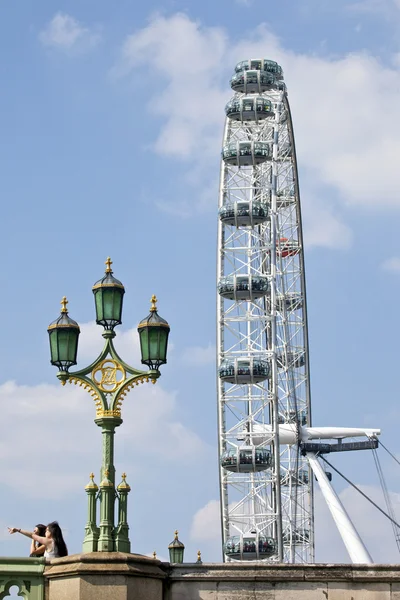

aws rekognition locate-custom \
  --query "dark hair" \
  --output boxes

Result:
[35,524,46,537]
[47,521,68,557]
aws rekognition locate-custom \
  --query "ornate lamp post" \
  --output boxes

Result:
[48,258,170,553]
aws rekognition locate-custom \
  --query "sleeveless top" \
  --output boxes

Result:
[44,542,58,559]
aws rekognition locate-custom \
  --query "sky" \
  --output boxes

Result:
[1,0,400,564]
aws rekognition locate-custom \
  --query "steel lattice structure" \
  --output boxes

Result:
[217,59,313,563]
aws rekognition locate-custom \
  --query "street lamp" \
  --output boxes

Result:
[47,258,170,553]
[168,530,185,564]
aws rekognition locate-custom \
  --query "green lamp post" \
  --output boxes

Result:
[47,258,170,553]
[168,531,185,564]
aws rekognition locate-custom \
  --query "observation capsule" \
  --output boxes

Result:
[234,59,283,79]
[219,358,270,384]
[281,469,309,486]
[276,292,303,312]
[315,471,332,482]
[230,70,276,93]
[221,446,272,473]
[277,238,300,258]
[222,141,272,167]
[277,351,305,369]
[219,201,268,227]
[225,96,274,121]
[278,410,307,425]
[282,528,310,544]
[224,533,277,560]
[218,274,269,301]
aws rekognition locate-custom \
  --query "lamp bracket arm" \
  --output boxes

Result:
[66,373,108,413]
[107,339,148,378]
[111,371,156,413]
[70,339,113,378]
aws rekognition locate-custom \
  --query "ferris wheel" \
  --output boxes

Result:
[216,59,380,564]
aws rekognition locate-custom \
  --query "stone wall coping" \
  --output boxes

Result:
[0,556,45,574]
[167,563,400,582]
[44,552,167,581]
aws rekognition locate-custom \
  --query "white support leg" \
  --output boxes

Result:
[306,452,373,564]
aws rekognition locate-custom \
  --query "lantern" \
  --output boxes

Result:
[138,295,170,370]
[92,257,125,331]
[47,296,80,371]
[168,530,185,564]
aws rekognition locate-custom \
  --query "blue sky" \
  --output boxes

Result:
[2,0,400,563]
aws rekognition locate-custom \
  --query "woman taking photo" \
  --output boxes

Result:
[8,521,68,558]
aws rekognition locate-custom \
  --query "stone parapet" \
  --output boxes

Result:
[44,552,167,600]
[166,562,400,599]
[39,556,400,600]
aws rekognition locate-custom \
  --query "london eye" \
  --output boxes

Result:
[216,59,381,564]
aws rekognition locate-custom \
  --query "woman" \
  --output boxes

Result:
[29,524,46,557]
[8,521,68,558]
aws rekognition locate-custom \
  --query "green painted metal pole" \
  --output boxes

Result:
[96,417,122,484]
[98,470,115,551]
[95,417,122,551]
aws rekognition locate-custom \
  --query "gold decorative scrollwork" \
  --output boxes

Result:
[68,376,103,413]
[113,375,156,414]
[92,359,126,393]
[96,408,122,418]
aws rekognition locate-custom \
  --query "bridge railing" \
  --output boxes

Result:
[0,557,45,600]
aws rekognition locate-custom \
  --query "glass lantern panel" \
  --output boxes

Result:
[95,291,104,322]
[139,328,149,362]
[102,288,116,320]
[148,328,160,358]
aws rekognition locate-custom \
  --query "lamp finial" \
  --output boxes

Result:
[60,296,68,314]
[150,295,158,312]
[153,550,157,559]
[121,472,127,480]
[197,550,202,563]
[174,530,178,539]
[105,257,113,274]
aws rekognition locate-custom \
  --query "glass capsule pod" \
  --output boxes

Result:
[281,468,309,487]
[219,358,270,384]
[219,200,268,227]
[277,237,300,258]
[278,409,307,425]
[230,69,277,93]
[315,471,332,482]
[225,96,274,122]
[218,274,269,301]
[221,446,272,473]
[277,351,305,369]
[276,292,303,312]
[234,59,284,79]
[282,528,310,544]
[222,141,272,167]
[225,532,277,560]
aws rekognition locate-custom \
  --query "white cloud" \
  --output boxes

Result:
[39,12,101,52]
[190,500,220,541]
[181,343,215,366]
[0,322,209,500]
[381,257,400,272]
[116,14,400,249]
